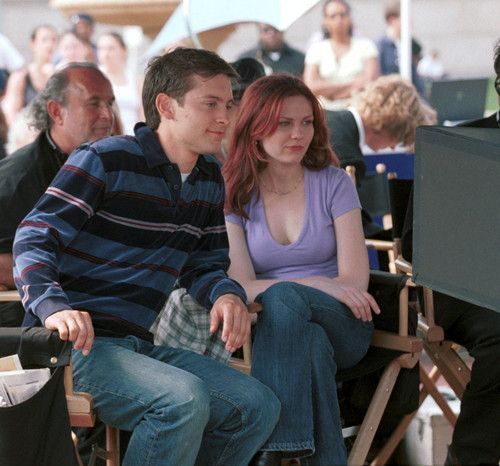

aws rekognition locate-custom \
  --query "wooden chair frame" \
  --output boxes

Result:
[230,274,423,466]
[368,178,472,465]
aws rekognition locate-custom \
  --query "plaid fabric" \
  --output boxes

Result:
[150,288,231,363]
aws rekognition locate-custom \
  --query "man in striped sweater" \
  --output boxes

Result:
[13,48,279,466]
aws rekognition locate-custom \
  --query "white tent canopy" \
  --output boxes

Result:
[147,0,320,57]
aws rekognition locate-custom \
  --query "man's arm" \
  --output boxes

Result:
[13,145,105,350]
[178,177,249,351]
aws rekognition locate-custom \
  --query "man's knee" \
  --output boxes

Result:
[243,380,281,433]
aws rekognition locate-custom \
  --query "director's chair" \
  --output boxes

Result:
[0,291,120,466]
[230,271,422,466]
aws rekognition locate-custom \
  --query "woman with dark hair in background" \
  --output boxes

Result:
[304,0,379,110]
[224,74,379,466]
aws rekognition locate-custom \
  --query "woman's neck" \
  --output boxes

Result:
[259,164,304,194]
[330,33,350,45]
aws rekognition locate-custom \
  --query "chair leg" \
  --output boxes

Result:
[348,360,401,466]
[370,365,446,465]
[106,426,120,466]
[424,341,470,399]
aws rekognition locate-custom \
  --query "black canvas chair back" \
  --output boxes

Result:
[357,172,391,220]
[0,327,80,466]
[388,178,413,240]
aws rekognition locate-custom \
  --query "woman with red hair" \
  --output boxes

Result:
[223,74,380,466]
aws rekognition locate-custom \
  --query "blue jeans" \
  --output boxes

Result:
[252,282,374,466]
[72,335,280,466]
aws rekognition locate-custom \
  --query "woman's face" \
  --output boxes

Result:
[32,27,58,62]
[58,33,89,64]
[97,35,127,68]
[261,95,315,167]
[323,1,352,38]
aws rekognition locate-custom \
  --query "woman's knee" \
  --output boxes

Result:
[259,282,310,319]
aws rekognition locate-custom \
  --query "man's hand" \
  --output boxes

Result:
[44,310,94,356]
[210,294,251,353]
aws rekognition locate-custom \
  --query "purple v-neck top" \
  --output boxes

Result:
[225,166,361,280]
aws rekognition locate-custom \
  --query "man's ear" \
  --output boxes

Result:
[156,93,175,120]
[47,100,64,126]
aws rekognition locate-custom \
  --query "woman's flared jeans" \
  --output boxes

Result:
[252,282,373,466]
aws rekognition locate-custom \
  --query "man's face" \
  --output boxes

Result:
[258,24,284,52]
[167,73,233,157]
[365,130,399,152]
[74,20,94,42]
[56,69,115,151]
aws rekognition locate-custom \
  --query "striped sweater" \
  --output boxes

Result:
[13,123,246,340]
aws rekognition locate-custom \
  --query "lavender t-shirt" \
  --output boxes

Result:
[225,166,361,280]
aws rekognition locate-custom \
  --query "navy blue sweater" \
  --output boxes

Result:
[13,124,245,340]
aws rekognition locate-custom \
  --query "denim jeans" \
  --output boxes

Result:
[252,282,374,466]
[72,335,280,466]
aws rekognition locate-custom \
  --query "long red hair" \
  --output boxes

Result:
[223,74,337,218]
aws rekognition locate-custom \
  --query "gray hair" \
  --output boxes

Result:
[28,62,104,132]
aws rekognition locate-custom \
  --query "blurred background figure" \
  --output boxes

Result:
[377,0,425,96]
[0,32,25,97]
[213,57,266,163]
[70,12,97,62]
[417,48,446,81]
[56,30,93,68]
[6,107,39,155]
[238,23,304,77]
[304,0,379,110]
[0,107,7,159]
[2,25,58,126]
[97,32,144,135]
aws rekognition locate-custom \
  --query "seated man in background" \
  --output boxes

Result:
[0,63,115,326]
[13,47,279,466]
[325,74,434,259]
[401,41,500,466]
[239,23,305,77]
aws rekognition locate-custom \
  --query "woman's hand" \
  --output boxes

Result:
[327,282,380,321]
[299,276,380,321]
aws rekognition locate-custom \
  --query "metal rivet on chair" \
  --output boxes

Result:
[50,356,58,364]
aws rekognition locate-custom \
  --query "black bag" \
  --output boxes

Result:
[0,327,79,466]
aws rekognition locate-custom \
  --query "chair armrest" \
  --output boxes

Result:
[371,330,422,353]
[394,256,413,275]
[365,239,394,251]
[0,290,21,301]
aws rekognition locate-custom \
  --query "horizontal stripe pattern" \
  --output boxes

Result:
[13,126,246,337]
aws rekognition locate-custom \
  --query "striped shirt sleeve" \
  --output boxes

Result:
[13,146,106,324]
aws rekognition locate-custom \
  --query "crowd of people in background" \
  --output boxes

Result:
[0,11,145,157]
[0,2,499,466]
[0,0,455,159]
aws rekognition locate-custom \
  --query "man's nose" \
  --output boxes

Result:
[216,107,229,126]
